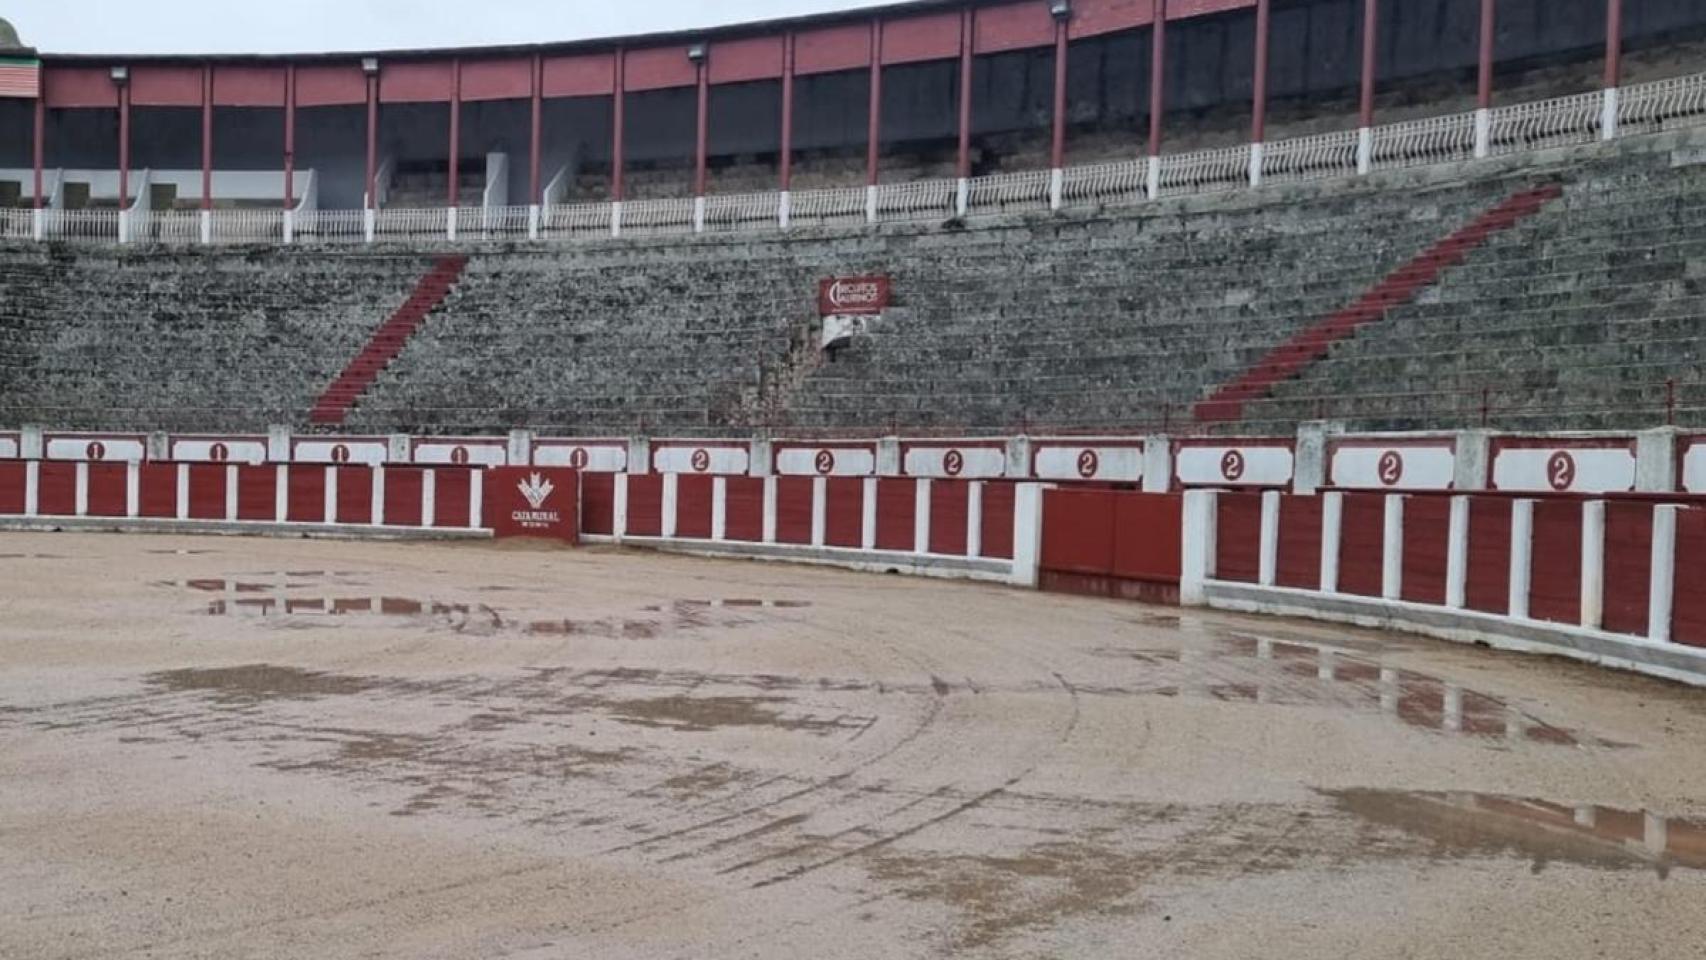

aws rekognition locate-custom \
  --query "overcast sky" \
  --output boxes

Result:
[9,1,908,55]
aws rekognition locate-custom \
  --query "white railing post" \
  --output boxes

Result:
[23,460,38,517]
[811,476,827,547]
[32,207,44,242]
[117,209,131,244]
[1320,491,1343,593]
[693,195,706,234]
[1474,107,1492,159]
[865,185,878,224]
[762,475,778,544]
[955,178,969,217]
[913,479,932,553]
[1248,142,1264,188]
[1010,483,1045,587]
[1356,127,1373,175]
[363,207,376,244]
[861,477,879,550]
[527,204,540,240]
[1180,489,1220,606]
[1601,87,1620,141]
[282,209,295,244]
[612,473,629,540]
[1649,505,1678,645]
[1446,496,1470,609]
[447,207,458,242]
[127,462,141,519]
[1146,155,1160,200]
[967,481,984,558]
[660,472,679,538]
[1258,490,1281,587]
[1048,168,1064,211]
[610,200,623,238]
[1509,499,1535,619]
[199,210,212,245]
[711,477,727,541]
[1580,500,1605,630]
[1383,495,1405,600]
[778,190,791,229]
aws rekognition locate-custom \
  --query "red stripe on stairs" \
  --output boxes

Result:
[1193,184,1563,424]
[309,255,469,426]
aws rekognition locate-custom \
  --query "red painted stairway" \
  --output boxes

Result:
[310,255,469,426]
[1193,184,1564,424]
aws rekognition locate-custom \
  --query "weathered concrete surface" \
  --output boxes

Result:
[2,532,1705,959]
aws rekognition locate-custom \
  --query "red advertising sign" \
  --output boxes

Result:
[484,467,580,542]
[818,276,892,316]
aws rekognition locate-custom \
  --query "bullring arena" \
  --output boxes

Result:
[4,0,1706,957]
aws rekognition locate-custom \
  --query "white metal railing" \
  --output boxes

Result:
[1369,111,1478,171]
[1487,88,1604,157]
[1262,129,1361,184]
[7,71,1705,250]
[1060,159,1146,206]
[1155,144,1250,198]
[966,169,1053,214]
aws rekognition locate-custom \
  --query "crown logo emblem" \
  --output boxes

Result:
[518,472,555,511]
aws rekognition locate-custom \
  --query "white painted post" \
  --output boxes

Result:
[1010,483,1045,587]
[612,473,629,540]
[778,190,792,229]
[177,463,191,520]
[32,207,44,242]
[693,195,706,234]
[1356,126,1373,174]
[1293,423,1331,495]
[1601,87,1620,141]
[1320,491,1343,593]
[199,210,212,245]
[1258,490,1281,587]
[421,469,436,528]
[282,209,295,245]
[363,207,376,244]
[610,200,624,238]
[1509,499,1535,619]
[1474,107,1492,158]
[468,469,484,529]
[225,463,240,522]
[1248,142,1264,187]
[1636,427,1679,493]
[369,466,385,527]
[126,462,141,519]
[322,465,338,524]
[861,477,879,550]
[527,203,541,240]
[1180,489,1220,606]
[762,476,779,544]
[1649,505,1678,645]
[118,209,131,244]
[1446,495,1470,609]
[1146,155,1160,200]
[446,206,458,242]
[1580,500,1606,630]
[1383,495,1405,601]
[914,478,933,554]
[660,473,679,538]
[1142,436,1173,494]
[23,460,38,517]
[1048,168,1064,211]
[967,482,984,558]
[1454,430,1492,491]
[71,462,88,517]
[811,476,828,547]
[865,185,879,224]
[711,477,727,541]
[955,177,969,217]
[273,465,289,522]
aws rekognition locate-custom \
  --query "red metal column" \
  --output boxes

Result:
[1251,0,1271,145]
[283,64,296,210]
[448,59,461,208]
[1148,0,1166,158]
[1050,14,1069,169]
[529,53,542,205]
[956,6,974,179]
[118,81,131,210]
[201,65,213,211]
[364,71,378,210]
[866,21,882,186]
[612,50,626,201]
[780,32,796,192]
[1478,0,1496,109]
[32,95,44,210]
[693,56,710,197]
[1359,0,1378,128]
[1604,0,1623,88]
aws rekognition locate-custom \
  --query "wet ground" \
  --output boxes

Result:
[2,533,1704,959]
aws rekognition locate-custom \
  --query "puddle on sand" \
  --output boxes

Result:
[148,665,382,704]
[572,693,866,735]
[146,549,217,556]
[1089,633,1616,749]
[0,553,67,560]
[1327,789,1706,876]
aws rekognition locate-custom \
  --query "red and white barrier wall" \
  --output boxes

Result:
[577,473,1044,585]
[1181,489,1706,685]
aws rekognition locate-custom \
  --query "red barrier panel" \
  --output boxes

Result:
[1673,510,1706,649]
[627,474,663,537]
[1040,488,1114,574]
[826,477,864,548]
[725,477,764,541]
[87,463,128,518]
[875,479,916,552]
[336,466,373,525]
[38,462,75,516]
[1465,496,1511,615]
[287,465,327,523]
[384,467,425,527]
[676,475,714,539]
[1275,495,1322,590]
[1529,500,1582,626]
[1603,501,1653,637]
[236,465,277,522]
[435,468,473,528]
[1215,493,1262,584]
[929,480,969,557]
[581,472,616,535]
[980,482,1017,560]
[1112,493,1182,583]
[485,467,578,541]
[187,464,227,520]
[1400,496,1451,606]
[1338,494,1385,597]
[0,462,24,514]
[139,463,178,518]
[776,476,813,545]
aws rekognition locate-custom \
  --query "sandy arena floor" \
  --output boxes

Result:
[2,531,1705,959]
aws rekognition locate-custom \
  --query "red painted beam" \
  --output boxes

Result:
[1251,0,1270,144]
[1050,14,1069,170]
[956,6,974,180]
[1148,0,1166,158]
[284,64,296,210]
[529,53,543,205]
[201,65,213,211]
[867,20,882,187]
[118,82,130,210]
[780,32,796,192]
[694,57,709,197]
[364,70,378,210]
[32,95,43,210]
[448,59,461,209]
[1478,0,1496,109]
[1359,0,1378,128]
[612,50,626,202]
[1605,0,1623,88]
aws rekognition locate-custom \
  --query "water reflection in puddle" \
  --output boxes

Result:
[1328,789,1706,875]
